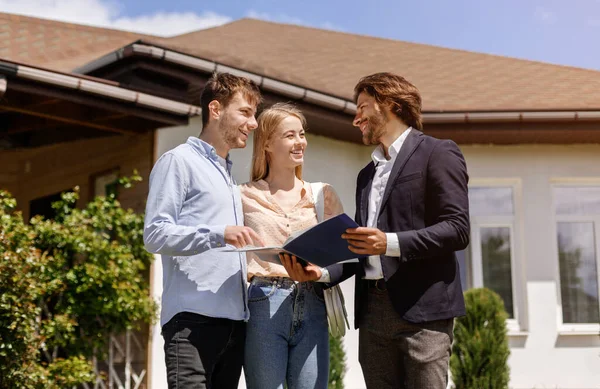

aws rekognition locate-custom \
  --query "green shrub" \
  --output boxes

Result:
[450,287,510,389]
[329,334,346,389]
[0,173,156,388]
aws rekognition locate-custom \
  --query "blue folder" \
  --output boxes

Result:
[231,213,359,268]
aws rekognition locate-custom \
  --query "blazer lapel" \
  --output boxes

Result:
[359,162,375,226]
[378,130,424,215]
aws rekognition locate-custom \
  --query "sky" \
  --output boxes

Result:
[2,0,600,71]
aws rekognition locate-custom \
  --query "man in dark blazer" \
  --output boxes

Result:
[283,72,470,389]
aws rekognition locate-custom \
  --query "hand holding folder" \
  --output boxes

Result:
[227,213,359,268]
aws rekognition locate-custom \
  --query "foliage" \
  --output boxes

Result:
[450,288,510,389]
[0,172,155,388]
[329,334,346,389]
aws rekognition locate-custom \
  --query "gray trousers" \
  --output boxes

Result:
[358,286,454,389]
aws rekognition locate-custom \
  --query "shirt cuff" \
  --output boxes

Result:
[317,267,331,282]
[385,233,401,257]
[210,225,227,248]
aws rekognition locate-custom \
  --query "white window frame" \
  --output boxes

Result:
[551,178,600,335]
[467,178,527,335]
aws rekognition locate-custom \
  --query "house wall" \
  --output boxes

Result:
[0,133,153,219]
[461,144,600,389]
[149,117,600,389]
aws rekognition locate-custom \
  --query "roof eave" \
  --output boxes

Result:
[74,42,600,124]
[0,58,201,119]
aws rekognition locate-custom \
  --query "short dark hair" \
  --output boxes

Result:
[200,72,262,127]
[354,72,423,130]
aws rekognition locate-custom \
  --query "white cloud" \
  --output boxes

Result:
[0,0,231,36]
[111,11,231,36]
[246,9,344,32]
[246,10,304,26]
[534,6,557,24]
[321,21,343,31]
[588,18,600,27]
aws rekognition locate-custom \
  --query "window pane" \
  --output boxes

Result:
[469,187,514,216]
[557,222,600,324]
[94,171,119,198]
[456,248,470,292]
[481,227,514,318]
[554,187,600,215]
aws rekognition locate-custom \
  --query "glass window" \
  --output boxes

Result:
[481,227,514,318]
[554,186,600,325]
[460,186,517,319]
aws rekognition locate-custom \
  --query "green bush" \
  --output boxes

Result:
[0,173,156,388]
[450,287,510,389]
[0,192,51,388]
[329,334,346,389]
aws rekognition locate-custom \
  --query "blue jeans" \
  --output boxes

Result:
[244,276,329,389]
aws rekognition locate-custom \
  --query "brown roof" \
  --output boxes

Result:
[162,19,600,112]
[0,12,154,71]
[3,13,600,112]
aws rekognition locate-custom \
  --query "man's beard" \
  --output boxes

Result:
[362,111,387,145]
[220,113,243,149]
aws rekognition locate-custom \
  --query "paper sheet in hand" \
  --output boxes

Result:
[228,213,359,268]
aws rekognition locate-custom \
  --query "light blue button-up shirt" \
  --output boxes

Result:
[144,137,248,326]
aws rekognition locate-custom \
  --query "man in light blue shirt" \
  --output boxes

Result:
[144,72,263,389]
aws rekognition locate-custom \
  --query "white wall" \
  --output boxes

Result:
[148,118,600,389]
[461,144,600,389]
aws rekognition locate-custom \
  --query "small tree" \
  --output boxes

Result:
[450,288,510,389]
[329,334,346,389]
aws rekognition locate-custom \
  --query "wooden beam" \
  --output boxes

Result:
[4,112,130,135]
[3,116,48,135]
[0,99,61,115]
[1,104,139,135]
[5,78,189,126]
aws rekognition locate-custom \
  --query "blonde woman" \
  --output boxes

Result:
[240,103,343,389]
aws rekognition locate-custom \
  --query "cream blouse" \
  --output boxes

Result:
[239,179,344,280]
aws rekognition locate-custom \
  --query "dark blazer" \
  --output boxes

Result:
[328,129,469,327]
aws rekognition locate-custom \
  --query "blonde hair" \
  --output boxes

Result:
[251,103,307,182]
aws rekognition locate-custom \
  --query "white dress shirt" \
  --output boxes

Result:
[363,127,412,280]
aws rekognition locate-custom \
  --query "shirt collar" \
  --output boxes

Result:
[187,136,233,168]
[371,127,412,165]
